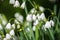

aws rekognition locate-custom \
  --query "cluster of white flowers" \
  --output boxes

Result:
[42,20,54,31]
[0,1,55,39]
[26,7,46,31]
[3,23,16,40]
[9,0,25,9]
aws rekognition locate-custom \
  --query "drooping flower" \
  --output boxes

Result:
[21,2,25,9]
[10,30,15,36]
[32,14,36,21]
[44,21,51,30]
[14,19,20,24]
[14,12,23,23]
[9,0,15,4]
[30,8,37,14]
[14,0,20,7]
[33,19,39,26]
[12,24,15,29]
[37,14,41,21]
[17,24,20,29]
[50,20,54,26]
[6,23,11,30]
[6,33,11,40]
[26,14,32,22]
[17,15,23,23]
[39,13,45,20]
[39,6,44,12]
[26,27,30,32]
[14,12,20,18]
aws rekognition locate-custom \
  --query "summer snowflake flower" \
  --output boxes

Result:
[44,21,51,29]
[40,13,45,20]
[0,24,3,30]
[26,14,32,22]
[30,8,37,14]
[14,12,20,18]
[32,14,36,21]
[3,38,7,40]
[17,24,20,29]
[6,33,11,40]
[39,6,44,12]
[12,24,15,29]
[50,20,54,26]
[37,14,41,21]
[21,2,25,9]
[10,30,15,36]
[9,0,15,4]
[33,19,39,26]
[27,28,30,32]
[6,23,11,30]
[14,0,20,7]
[17,15,23,23]
[14,19,19,24]
[14,13,23,23]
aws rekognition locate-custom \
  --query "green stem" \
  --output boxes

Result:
[9,18,15,23]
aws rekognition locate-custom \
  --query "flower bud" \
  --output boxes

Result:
[39,6,44,12]
[14,0,20,7]
[9,0,15,4]
[21,2,25,9]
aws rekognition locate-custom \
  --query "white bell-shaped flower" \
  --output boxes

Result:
[40,13,45,20]
[10,30,15,36]
[0,24,3,30]
[14,13,23,23]
[32,14,36,21]
[39,6,44,12]
[3,38,7,40]
[33,19,39,26]
[21,2,25,9]
[9,0,15,4]
[37,14,41,21]
[44,21,51,29]
[17,24,20,29]
[30,8,37,14]
[12,24,15,29]
[17,15,23,23]
[6,33,11,40]
[14,12,20,18]
[50,20,54,26]
[14,19,19,24]
[26,28,30,32]
[6,23,11,30]
[14,0,20,7]
[26,14,32,22]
